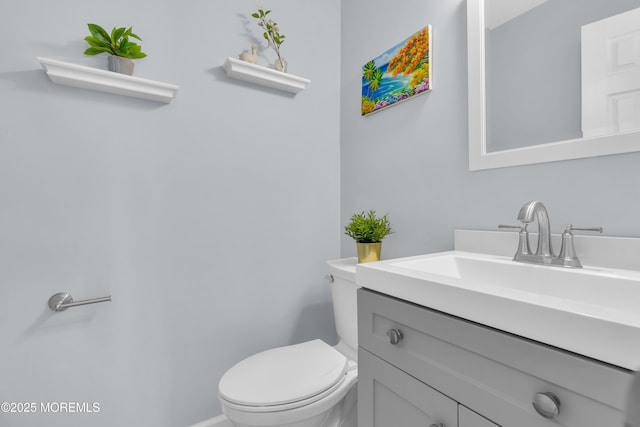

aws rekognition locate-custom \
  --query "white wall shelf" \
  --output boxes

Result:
[37,57,179,103]
[223,57,310,94]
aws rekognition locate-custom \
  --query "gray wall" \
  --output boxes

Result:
[341,0,640,260]
[0,0,340,426]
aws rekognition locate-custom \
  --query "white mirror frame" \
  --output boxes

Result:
[467,0,640,171]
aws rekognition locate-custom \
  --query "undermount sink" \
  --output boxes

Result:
[357,250,640,370]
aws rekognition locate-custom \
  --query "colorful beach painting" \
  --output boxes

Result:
[361,26,432,116]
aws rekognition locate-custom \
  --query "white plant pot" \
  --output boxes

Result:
[107,56,135,75]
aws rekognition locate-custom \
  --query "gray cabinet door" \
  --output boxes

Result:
[459,405,500,427]
[358,347,458,427]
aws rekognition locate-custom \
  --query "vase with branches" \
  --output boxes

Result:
[251,8,287,72]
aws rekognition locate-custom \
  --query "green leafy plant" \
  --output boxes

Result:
[344,210,392,243]
[83,24,147,59]
[251,8,285,65]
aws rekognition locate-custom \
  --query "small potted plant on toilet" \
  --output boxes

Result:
[344,210,392,263]
[83,23,147,75]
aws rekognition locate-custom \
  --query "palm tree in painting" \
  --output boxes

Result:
[369,68,383,93]
[363,60,376,81]
[362,60,383,100]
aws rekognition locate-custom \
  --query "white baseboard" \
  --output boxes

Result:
[189,414,232,427]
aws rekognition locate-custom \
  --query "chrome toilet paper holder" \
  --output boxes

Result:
[48,292,111,312]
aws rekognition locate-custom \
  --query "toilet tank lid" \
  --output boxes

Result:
[327,257,357,282]
[218,339,348,407]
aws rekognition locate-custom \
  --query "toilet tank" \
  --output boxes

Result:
[327,258,359,360]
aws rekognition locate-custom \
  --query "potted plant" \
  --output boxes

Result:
[344,210,392,263]
[83,23,147,75]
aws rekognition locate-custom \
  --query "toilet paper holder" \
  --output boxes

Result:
[48,292,111,312]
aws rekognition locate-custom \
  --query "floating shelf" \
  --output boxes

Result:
[37,57,179,103]
[223,57,310,94]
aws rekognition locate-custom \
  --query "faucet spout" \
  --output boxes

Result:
[517,201,553,257]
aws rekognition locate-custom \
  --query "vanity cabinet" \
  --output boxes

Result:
[357,288,630,427]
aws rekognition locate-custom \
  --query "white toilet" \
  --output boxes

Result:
[218,258,359,427]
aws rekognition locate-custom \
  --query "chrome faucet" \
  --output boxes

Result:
[499,201,602,268]
[517,201,553,258]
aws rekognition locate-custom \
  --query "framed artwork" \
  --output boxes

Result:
[361,26,432,116]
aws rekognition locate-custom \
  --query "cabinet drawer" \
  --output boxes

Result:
[358,289,631,427]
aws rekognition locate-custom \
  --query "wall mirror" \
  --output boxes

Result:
[468,0,640,171]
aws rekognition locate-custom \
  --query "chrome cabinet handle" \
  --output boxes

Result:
[532,392,561,419]
[386,328,403,345]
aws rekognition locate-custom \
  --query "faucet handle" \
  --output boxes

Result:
[499,224,531,256]
[498,224,524,230]
[557,225,603,268]
[565,225,603,233]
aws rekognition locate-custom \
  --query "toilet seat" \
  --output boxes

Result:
[218,339,348,412]
[220,368,358,427]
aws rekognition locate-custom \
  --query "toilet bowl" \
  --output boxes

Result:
[218,258,359,427]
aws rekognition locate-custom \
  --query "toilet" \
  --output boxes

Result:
[218,258,359,427]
